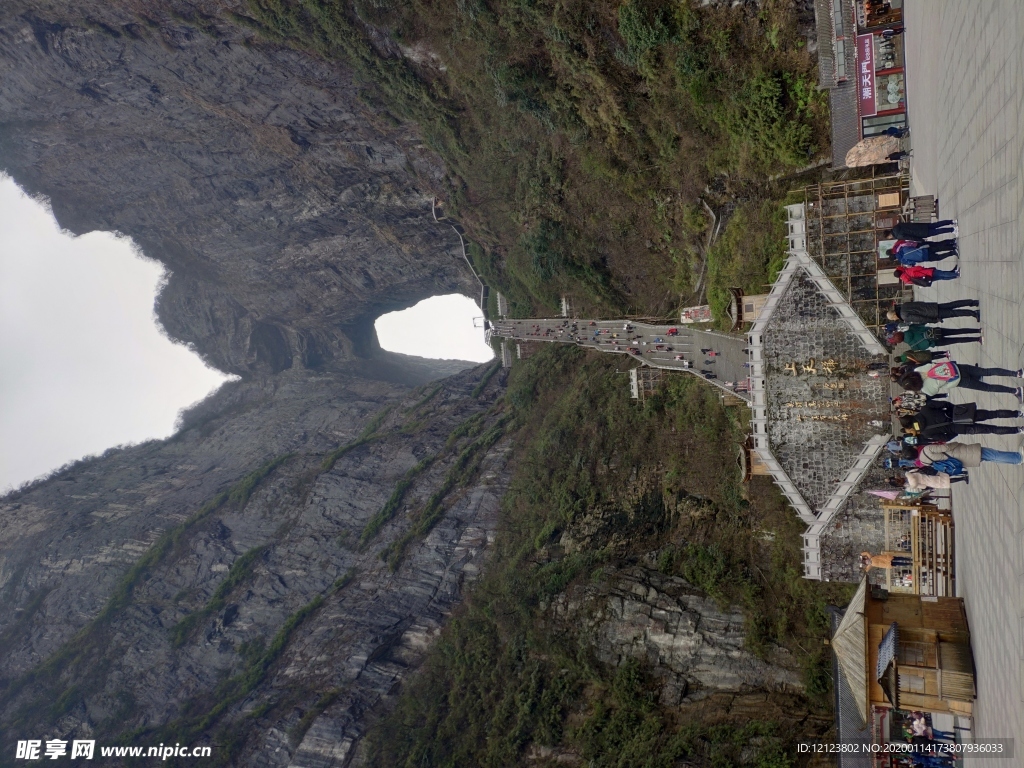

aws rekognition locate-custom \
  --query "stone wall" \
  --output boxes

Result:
[762,272,890,509]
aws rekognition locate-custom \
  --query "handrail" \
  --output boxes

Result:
[432,197,490,318]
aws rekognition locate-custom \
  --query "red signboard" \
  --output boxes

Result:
[858,35,877,117]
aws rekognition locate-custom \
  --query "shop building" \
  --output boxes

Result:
[815,0,908,168]
[831,579,976,758]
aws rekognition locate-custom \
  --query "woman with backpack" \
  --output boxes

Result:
[898,404,1023,439]
[893,265,959,286]
[898,360,1024,399]
[885,241,957,266]
[888,325,981,351]
[893,349,946,366]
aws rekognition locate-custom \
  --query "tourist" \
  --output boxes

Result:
[899,406,1022,439]
[919,441,1024,468]
[860,551,915,571]
[893,265,959,287]
[892,349,947,366]
[898,361,1024,399]
[888,300,980,324]
[901,469,967,491]
[890,219,958,240]
[886,240,957,264]
[888,325,982,351]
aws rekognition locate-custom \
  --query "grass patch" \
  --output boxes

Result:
[169,546,268,647]
[359,455,437,547]
[705,198,788,327]
[381,417,510,571]
[321,405,394,471]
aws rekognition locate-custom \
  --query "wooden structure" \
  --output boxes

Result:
[832,579,976,734]
[628,367,665,402]
[726,288,769,331]
[903,194,937,223]
[881,501,955,597]
[739,439,771,481]
[801,174,912,333]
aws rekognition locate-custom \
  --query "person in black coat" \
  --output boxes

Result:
[899,403,1022,440]
[887,300,979,324]
[890,220,957,239]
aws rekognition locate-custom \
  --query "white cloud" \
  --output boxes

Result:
[0,175,233,492]
[375,294,494,363]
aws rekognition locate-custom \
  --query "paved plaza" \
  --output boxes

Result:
[906,1,1024,759]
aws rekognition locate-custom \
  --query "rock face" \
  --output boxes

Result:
[0,2,811,763]
[552,567,803,708]
[0,1,499,758]
[0,0,475,377]
[0,363,511,764]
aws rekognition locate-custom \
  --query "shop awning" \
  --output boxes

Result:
[831,578,870,727]
[876,622,900,709]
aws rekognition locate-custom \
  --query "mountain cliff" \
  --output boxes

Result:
[0,2,836,765]
[0,0,474,377]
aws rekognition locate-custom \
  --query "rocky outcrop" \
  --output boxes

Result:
[0,0,475,377]
[551,566,803,707]
[0,363,510,764]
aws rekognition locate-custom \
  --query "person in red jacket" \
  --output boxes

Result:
[893,265,959,287]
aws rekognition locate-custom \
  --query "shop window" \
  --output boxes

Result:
[851,275,877,300]
[877,72,905,111]
[873,35,903,71]
[899,672,925,694]
[858,0,903,30]
[848,194,875,214]
[863,114,907,137]
[824,234,850,255]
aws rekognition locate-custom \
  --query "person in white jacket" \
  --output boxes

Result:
[920,441,1024,467]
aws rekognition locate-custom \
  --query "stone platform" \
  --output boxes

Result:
[905,1,1024,758]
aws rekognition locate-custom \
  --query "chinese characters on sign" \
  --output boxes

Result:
[780,359,851,421]
[858,35,877,117]
[678,305,713,324]
[783,358,839,376]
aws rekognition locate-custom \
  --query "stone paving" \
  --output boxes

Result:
[905,1,1024,759]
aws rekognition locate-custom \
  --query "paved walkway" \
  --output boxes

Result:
[905,2,1024,759]
[490,319,751,399]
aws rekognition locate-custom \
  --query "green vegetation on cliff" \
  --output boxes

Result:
[364,346,851,766]
[240,0,824,318]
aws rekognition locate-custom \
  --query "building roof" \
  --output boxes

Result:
[830,83,863,169]
[813,0,861,167]
[832,578,869,728]
[814,0,838,88]
[831,601,873,767]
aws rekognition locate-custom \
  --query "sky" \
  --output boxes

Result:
[0,176,493,493]
[375,294,494,363]
[0,176,233,493]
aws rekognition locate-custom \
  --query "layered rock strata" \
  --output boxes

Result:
[0,364,509,765]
